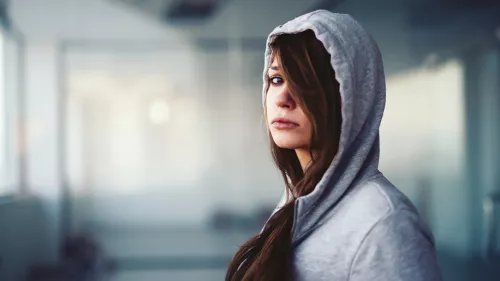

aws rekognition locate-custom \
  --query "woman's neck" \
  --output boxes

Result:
[295,148,312,171]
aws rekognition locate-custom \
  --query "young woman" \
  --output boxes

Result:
[226,10,442,281]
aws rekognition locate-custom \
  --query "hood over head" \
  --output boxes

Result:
[262,10,386,245]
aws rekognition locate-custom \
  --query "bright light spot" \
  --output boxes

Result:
[149,99,170,125]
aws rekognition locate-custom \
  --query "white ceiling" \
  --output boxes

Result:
[10,0,332,40]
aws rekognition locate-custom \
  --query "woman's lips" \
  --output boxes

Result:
[271,118,299,129]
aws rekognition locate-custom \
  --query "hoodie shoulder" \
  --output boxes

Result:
[346,176,432,237]
[292,176,440,280]
[343,177,441,279]
[358,176,418,214]
[347,206,442,280]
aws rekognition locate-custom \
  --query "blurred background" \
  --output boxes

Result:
[0,0,499,280]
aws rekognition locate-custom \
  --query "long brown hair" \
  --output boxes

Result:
[225,29,342,281]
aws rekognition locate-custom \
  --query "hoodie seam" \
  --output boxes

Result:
[346,209,392,281]
[306,9,323,20]
[347,207,411,281]
[346,181,398,280]
[372,180,395,211]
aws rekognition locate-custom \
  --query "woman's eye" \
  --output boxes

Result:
[269,76,283,85]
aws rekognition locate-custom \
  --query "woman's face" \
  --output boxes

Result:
[266,57,312,150]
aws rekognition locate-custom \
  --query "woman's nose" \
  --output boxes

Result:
[275,88,296,109]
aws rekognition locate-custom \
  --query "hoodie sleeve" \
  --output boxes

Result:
[348,209,443,281]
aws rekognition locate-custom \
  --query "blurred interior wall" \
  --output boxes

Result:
[381,59,467,257]
[64,44,282,229]
[1,0,186,280]
[2,0,311,278]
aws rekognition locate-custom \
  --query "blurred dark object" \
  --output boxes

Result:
[409,0,500,27]
[210,208,234,230]
[163,0,221,22]
[484,192,500,262]
[0,0,10,29]
[209,206,274,231]
[308,0,345,12]
[407,0,500,64]
[255,206,274,226]
[25,233,116,281]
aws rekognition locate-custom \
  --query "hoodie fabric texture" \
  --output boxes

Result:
[262,10,443,281]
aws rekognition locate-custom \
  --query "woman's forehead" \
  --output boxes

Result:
[269,56,281,70]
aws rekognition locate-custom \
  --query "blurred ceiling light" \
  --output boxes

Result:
[149,99,170,125]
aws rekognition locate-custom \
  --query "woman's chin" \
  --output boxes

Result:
[273,139,304,150]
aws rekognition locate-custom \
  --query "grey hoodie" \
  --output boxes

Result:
[262,10,443,281]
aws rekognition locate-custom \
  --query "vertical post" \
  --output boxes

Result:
[14,27,27,195]
[462,47,484,257]
[463,43,500,258]
[57,42,71,254]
